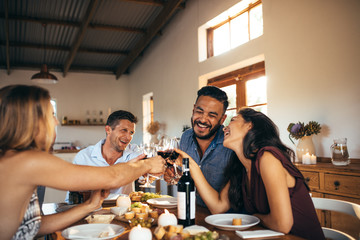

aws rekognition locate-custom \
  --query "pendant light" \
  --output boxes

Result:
[31,24,58,84]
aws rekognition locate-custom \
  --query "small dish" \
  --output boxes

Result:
[85,214,115,224]
[205,213,260,231]
[110,206,128,216]
[183,225,209,235]
[147,197,177,208]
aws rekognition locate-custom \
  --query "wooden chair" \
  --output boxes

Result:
[311,197,360,240]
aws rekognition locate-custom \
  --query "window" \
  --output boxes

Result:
[207,0,263,58]
[143,93,154,144]
[50,99,57,117]
[208,61,266,125]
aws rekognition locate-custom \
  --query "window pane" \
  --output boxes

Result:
[246,76,267,106]
[223,109,237,127]
[220,84,236,109]
[213,22,230,56]
[249,4,263,39]
[230,12,249,48]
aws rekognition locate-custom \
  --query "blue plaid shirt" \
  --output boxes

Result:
[180,126,234,207]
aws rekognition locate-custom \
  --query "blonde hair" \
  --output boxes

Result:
[0,85,55,154]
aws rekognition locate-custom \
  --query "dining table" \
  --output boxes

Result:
[42,202,305,240]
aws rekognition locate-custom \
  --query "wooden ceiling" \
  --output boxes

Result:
[0,0,187,79]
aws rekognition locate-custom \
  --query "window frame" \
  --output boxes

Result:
[207,0,262,58]
[207,61,266,111]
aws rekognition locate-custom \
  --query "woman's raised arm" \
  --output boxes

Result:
[175,149,231,214]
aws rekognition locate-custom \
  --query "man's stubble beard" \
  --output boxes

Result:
[191,116,222,140]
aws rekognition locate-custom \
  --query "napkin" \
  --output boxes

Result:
[235,230,284,239]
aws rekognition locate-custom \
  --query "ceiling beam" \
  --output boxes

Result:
[3,15,146,34]
[6,63,114,74]
[4,0,10,75]
[115,0,183,79]
[63,0,100,77]
[119,0,165,6]
[1,41,129,56]
[118,0,185,9]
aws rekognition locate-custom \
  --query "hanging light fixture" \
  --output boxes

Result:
[31,24,58,84]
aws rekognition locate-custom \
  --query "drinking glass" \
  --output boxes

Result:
[138,143,159,188]
[157,137,183,185]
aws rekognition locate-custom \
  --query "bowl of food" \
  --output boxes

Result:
[128,217,154,228]
[85,214,115,224]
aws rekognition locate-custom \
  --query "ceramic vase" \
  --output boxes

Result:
[296,136,315,163]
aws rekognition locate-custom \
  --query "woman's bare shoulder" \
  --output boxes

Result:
[1,150,56,170]
[259,151,278,163]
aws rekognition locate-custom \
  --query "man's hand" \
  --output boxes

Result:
[129,153,146,163]
[146,156,166,175]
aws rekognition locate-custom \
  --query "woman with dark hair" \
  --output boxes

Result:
[0,84,165,240]
[177,107,324,239]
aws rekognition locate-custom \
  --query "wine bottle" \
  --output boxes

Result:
[177,158,195,227]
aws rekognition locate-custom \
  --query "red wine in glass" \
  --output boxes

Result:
[158,150,182,185]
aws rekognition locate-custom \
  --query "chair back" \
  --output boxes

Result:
[311,197,360,240]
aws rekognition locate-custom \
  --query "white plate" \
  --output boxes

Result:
[147,197,177,208]
[62,223,124,239]
[183,225,209,235]
[205,214,260,231]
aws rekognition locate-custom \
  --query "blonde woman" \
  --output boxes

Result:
[0,85,165,240]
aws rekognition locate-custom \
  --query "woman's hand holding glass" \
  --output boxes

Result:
[157,137,183,185]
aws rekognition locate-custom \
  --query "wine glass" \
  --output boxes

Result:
[138,143,159,188]
[158,137,183,185]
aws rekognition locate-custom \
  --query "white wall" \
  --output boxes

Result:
[0,70,131,148]
[1,0,359,158]
[128,0,360,159]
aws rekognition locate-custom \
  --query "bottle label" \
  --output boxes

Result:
[177,191,195,220]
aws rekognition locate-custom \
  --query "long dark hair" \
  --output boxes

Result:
[223,108,299,211]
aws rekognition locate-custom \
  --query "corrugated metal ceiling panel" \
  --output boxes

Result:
[0,0,187,77]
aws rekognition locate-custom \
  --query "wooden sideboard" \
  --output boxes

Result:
[295,161,360,239]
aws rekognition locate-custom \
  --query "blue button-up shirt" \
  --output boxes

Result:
[65,139,142,202]
[180,126,234,207]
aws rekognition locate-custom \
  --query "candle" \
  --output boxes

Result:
[116,195,131,210]
[310,154,317,164]
[302,152,311,165]
[158,209,177,227]
[129,225,152,240]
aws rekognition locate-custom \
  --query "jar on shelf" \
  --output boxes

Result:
[62,116,68,125]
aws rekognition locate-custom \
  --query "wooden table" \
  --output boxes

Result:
[43,203,305,240]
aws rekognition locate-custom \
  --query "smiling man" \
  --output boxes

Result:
[180,86,234,207]
[66,110,142,201]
